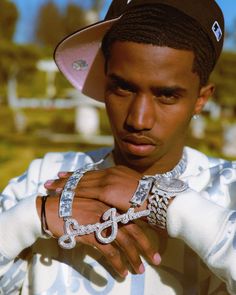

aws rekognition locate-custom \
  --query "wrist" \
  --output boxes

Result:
[146,177,188,230]
[36,196,42,218]
[37,196,56,239]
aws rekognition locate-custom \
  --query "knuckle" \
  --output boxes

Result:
[120,236,133,248]
[101,184,111,196]
[99,185,112,203]
[130,227,142,240]
[106,248,120,259]
[96,203,107,215]
[103,173,113,185]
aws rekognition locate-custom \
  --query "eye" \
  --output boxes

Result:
[157,95,178,104]
[154,89,181,105]
[107,80,134,97]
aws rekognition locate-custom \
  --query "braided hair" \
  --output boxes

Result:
[101,4,216,86]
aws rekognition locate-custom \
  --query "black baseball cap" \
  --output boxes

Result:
[54,0,225,102]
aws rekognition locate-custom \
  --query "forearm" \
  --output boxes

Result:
[0,195,43,293]
[167,190,236,294]
[0,195,42,260]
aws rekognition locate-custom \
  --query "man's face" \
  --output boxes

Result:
[104,41,209,174]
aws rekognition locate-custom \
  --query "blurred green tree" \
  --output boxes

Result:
[0,0,18,40]
[211,51,236,111]
[91,0,104,12]
[63,4,87,36]
[0,41,41,82]
[0,0,41,103]
[35,1,96,49]
[35,1,64,48]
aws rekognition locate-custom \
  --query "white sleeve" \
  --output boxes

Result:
[0,151,93,293]
[167,190,236,295]
[0,158,44,293]
[0,195,42,259]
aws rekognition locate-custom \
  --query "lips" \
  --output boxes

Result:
[121,134,157,156]
[122,134,156,145]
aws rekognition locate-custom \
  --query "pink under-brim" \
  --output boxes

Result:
[54,18,119,102]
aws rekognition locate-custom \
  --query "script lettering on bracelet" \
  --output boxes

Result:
[58,207,150,249]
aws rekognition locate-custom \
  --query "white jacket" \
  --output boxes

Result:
[0,146,236,294]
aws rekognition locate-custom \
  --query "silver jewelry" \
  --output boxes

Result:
[129,150,187,207]
[153,149,187,180]
[129,176,154,207]
[59,159,103,218]
[147,177,188,229]
[59,207,150,249]
[58,158,150,249]
[192,114,200,120]
[58,159,103,249]
[58,149,188,248]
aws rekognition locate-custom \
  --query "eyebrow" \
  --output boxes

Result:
[108,73,187,94]
[108,73,137,89]
[152,86,187,95]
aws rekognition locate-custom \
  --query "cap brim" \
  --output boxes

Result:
[54,18,118,102]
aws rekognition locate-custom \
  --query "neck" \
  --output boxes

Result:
[113,147,186,176]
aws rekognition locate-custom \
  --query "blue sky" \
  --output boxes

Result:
[12,0,236,51]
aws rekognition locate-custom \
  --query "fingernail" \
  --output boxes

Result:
[122,270,128,277]
[44,180,54,187]
[56,188,63,193]
[153,253,161,265]
[139,263,145,274]
[58,172,68,177]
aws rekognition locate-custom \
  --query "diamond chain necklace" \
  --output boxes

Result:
[109,148,187,179]
[153,149,187,179]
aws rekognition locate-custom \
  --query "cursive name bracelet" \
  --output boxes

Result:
[58,207,150,249]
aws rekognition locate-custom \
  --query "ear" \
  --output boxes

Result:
[194,83,215,115]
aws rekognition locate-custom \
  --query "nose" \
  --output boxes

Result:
[125,93,156,131]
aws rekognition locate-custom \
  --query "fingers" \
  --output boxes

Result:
[115,226,144,274]
[44,166,140,212]
[46,196,129,278]
[57,170,104,180]
[79,235,128,278]
[96,243,128,278]
[45,195,161,276]
[127,222,161,265]
[44,170,105,193]
[57,171,72,178]
[115,222,161,274]
[79,224,156,277]
[44,178,66,193]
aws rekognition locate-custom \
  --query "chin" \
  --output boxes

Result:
[123,152,156,171]
[114,141,161,171]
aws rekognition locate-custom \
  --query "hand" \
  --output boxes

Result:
[36,196,161,277]
[45,165,142,211]
[44,166,161,272]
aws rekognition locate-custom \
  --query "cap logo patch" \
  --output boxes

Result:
[212,21,222,42]
[72,59,88,71]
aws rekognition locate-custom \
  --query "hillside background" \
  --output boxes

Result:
[0,0,236,190]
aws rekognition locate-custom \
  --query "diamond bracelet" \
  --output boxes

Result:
[59,160,103,219]
[147,178,188,229]
[58,159,103,249]
[58,168,153,249]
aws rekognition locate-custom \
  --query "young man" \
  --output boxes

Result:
[1,0,236,294]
